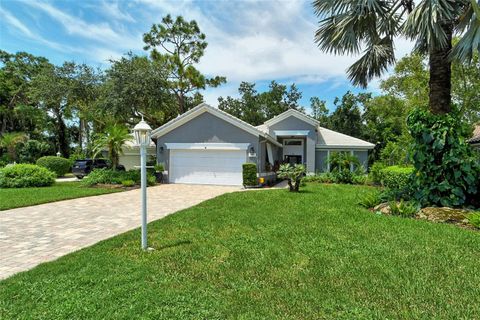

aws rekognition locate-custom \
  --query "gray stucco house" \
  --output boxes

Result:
[151,103,374,186]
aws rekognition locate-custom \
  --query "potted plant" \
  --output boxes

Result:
[154,163,164,183]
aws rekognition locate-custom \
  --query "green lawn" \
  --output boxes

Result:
[0,182,121,210]
[1,184,478,319]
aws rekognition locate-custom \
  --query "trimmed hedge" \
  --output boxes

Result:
[81,168,155,186]
[36,156,71,177]
[379,165,414,190]
[0,164,56,188]
[242,163,257,186]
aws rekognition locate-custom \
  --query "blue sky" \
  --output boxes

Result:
[0,0,413,112]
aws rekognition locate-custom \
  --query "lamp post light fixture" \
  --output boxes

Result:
[133,116,152,250]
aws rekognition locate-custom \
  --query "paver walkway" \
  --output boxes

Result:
[0,184,238,280]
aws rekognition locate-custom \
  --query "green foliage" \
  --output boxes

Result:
[277,164,306,192]
[358,191,381,209]
[92,124,132,169]
[467,212,480,229]
[0,132,28,162]
[81,168,154,187]
[218,81,304,126]
[68,150,87,163]
[17,139,53,163]
[329,91,370,137]
[121,180,135,187]
[154,163,164,172]
[369,162,386,185]
[36,156,71,177]
[242,163,257,187]
[143,14,226,113]
[328,152,361,184]
[407,108,480,207]
[389,200,419,218]
[379,166,414,191]
[380,140,411,166]
[0,164,55,188]
[303,172,334,183]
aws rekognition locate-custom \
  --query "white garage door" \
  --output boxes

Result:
[169,149,247,185]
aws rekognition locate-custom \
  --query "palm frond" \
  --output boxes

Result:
[451,0,480,61]
[404,0,457,53]
[347,37,395,87]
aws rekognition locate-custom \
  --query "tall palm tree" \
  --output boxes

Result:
[0,132,27,162]
[313,0,480,114]
[92,124,132,170]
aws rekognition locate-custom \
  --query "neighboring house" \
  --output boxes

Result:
[151,103,374,186]
[118,136,156,170]
[468,124,480,150]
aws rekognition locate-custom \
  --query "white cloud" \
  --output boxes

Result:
[98,0,136,23]
[0,7,34,37]
[23,0,139,48]
[0,7,80,53]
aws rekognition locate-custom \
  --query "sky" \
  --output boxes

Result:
[0,0,414,112]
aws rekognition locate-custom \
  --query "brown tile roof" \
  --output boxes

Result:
[468,124,480,143]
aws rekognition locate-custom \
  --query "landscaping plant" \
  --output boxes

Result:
[277,163,305,192]
[0,164,55,188]
[36,156,72,177]
[407,108,480,207]
[242,163,257,187]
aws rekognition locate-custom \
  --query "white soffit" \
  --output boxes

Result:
[165,143,250,150]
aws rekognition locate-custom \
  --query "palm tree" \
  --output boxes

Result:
[313,0,480,114]
[0,132,27,162]
[92,124,132,170]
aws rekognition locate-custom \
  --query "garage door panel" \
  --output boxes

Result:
[170,149,247,185]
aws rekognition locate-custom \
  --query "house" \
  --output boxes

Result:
[468,124,480,150]
[151,103,374,186]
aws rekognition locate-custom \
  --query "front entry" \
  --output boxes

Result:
[283,139,304,165]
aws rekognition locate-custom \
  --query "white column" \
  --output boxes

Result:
[306,137,315,173]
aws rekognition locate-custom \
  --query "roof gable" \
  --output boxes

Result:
[151,103,281,146]
[264,109,319,127]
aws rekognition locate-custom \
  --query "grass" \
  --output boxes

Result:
[1,183,479,319]
[0,182,121,210]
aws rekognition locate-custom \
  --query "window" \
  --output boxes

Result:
[284,140,302,146]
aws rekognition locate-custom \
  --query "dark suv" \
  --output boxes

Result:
[72,159,110,179]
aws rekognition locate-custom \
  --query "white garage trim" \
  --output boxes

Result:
[165,143,250,150]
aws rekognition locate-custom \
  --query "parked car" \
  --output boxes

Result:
[72,159,125,179]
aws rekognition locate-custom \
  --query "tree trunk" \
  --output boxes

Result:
[177,93,185,114]
[55,109,69,158]
[78,118,84,151]
[428,23,453,114]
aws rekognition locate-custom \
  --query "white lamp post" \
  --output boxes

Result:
[133,116,152,250]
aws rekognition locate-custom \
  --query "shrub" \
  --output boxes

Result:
[358,192,381,209]
[121,180,135,187]
[17,139,52,163]
[467,212,480,229]
[36,156,72,177]
[154,163,165,172]
[369,162,386,185]
[277,164,306,192]
[0,164,55,188]
[81,168,154,186]
[242,163,257,187]
[379,166,414,190]
[407,108,480,207]
[389,200,419,218]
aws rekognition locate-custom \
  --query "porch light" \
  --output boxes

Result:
[133,116,152,251]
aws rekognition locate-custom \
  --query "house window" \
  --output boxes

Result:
[284,140,302,146]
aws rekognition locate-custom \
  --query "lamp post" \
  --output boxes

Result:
[133,116,152,250]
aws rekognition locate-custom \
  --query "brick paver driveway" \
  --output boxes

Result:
[0,184,238,280]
